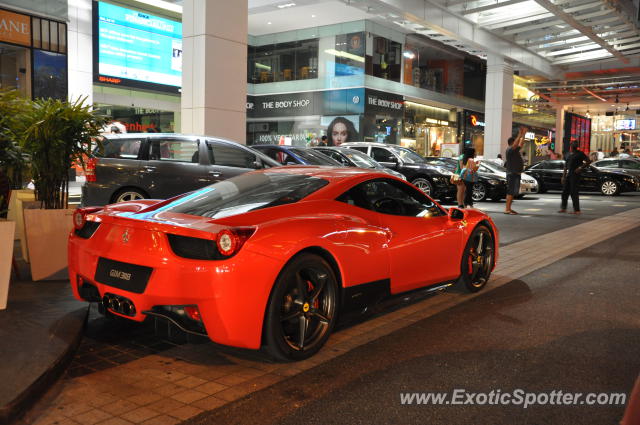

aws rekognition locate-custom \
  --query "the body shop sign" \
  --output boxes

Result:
[365,90,404,116]
[0,9,31,46]
[247,88,365,118]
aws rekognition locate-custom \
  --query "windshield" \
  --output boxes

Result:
[481,161,507,173]
[388,146,426,164]
[425,158,456,171]
[160,173,329,219]
[342,149,382,168]
[289,148,342,166]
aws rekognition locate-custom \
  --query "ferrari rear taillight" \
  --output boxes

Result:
[167,228,255,260]
[184,306,202,322]
[216,228,255,257]
[85,157,98,182]
[72,207,102,230]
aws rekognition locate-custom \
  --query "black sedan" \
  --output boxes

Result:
[525,160,639,195]
[424,157,507,202]
[592,158,640,178]
[312,146,406,180]
[341,142,456,200]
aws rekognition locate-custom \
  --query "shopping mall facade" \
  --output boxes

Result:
[2,0,638,159]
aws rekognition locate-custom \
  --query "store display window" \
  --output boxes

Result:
[248,39,319,84]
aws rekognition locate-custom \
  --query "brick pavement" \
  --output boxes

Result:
[19,208,640,425]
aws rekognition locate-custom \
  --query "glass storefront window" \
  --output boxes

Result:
[248,39,319,84]
[370,36,401,82]
[94,104,176,134]
[333,32,365,76]
[33,49,67,99]
[402,35,465,96]
[0,42,31,97]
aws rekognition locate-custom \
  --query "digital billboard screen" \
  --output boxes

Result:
[615,119,636,130]
[94,2,182,92]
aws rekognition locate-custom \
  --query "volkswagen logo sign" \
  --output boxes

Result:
[122,229,130,244]
[352,95,360,104]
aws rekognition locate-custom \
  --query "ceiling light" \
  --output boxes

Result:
[267,21,272,25]
[311,14,316,18]
[277,2,296,8]
[403,51,416,59]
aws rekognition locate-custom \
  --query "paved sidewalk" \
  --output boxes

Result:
[14,207,639,425]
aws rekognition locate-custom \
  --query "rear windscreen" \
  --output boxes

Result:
[99,139,143,159]
[160,173,329,219]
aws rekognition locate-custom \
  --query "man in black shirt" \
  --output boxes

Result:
[504,127,527,214]
[559,140,590,215]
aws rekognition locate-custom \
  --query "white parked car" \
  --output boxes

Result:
[479,161,539,196]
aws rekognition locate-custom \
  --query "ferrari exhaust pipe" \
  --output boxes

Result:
[102,293,135,316]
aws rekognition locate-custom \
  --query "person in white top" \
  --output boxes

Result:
[596,148,605,161]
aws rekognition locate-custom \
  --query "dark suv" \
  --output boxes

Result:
[82,133,280,206]
[341,142,456,199]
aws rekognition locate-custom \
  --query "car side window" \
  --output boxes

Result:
[101,138,143,159]
[338,179,444,217]
[621,160,640,170]
[597,160,618,168]
[548,161,564,170]
[150,139,199,163]
[328,151,350,166]
[348,146,368,155]
[208,142,259,168]
[371,147,396,163]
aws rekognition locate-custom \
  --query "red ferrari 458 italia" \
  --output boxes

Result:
[68,166,498,361]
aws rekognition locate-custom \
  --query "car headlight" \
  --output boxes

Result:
[487,179,501,185]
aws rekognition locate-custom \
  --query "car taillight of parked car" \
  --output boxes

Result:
[85,158,98,182]
[216,228,256,257]
[72,207,103,230]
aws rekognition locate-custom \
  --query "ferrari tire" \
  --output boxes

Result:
[457,225,494,293]
[264,253,338,361]
[411,178,433,196]
[113,188,147,203]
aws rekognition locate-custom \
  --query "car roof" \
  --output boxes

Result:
[342,142,388,146]
[252,144,309,151]
[103,133,245,145]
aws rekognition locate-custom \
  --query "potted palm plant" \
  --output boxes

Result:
[19,96,106,280]
[0,90,29,306]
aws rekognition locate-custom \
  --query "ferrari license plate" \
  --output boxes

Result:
[94,257,153,294]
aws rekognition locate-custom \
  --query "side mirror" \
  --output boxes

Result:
[449,207,465,220]
[251,160,262,169]
[380,158,399,169]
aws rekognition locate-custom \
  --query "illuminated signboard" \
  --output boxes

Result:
[93,2,182,93]
[615,119,636,130]
[469,114,485,127]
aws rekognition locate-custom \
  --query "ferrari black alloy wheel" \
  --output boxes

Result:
[264,253,338,361]
[458,225,494,292]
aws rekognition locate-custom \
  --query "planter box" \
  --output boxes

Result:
[23,209,75,281]
[0,220,16,310]
[6,189,36,261]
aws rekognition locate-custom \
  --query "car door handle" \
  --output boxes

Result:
[143,165,156,171]
[208,171,221,178]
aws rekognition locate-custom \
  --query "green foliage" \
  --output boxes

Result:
[19,97,107,209]
[0,90,30,189]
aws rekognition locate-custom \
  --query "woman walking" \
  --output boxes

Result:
[461,147,479,208]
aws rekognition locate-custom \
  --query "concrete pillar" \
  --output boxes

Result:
[483,54,513,160]
[67,0,93,105]
[181,0,248,142]
[555,106,566,155]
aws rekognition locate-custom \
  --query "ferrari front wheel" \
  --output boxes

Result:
[458,226,494,292]
[264,253,338,361]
